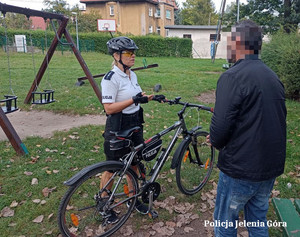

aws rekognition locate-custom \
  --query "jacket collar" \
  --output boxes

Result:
[232,54,260,67]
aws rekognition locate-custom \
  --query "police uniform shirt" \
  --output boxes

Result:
[101,65,142,114]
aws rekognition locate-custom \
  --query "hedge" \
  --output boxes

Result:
[0,28,192,57]
[261,30,300,100]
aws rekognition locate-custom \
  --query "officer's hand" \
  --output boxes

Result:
[132,93,149,105]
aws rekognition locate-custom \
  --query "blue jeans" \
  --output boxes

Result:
[214,171,275,237]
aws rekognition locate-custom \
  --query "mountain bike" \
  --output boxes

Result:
[58,96,215,237]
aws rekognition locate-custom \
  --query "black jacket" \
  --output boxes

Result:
[210,57,286,181]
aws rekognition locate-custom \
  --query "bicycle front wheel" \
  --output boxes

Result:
[58,162,138,237]
[176,131,215,195]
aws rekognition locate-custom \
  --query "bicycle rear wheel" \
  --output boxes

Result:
[176,131,215,195]
[58,162,138,237]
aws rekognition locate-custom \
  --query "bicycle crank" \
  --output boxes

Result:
[141,182,161,204]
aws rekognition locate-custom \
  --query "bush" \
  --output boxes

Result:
[0,28,192,57]
[262,31,300,100]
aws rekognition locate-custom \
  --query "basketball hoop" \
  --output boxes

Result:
[97,19,116,32]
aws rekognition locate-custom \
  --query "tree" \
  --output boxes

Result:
[43,0,70,15]
[77,10,102,33]
[180,0,218,25]
[224,0,300,34]
[0,13,31,30]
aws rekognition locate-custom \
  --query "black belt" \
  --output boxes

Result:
[122,110,139,119]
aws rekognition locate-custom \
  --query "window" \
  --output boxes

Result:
[149,7,153,17]
[149,26,153,33]
[157,27,161,35]
[166,10,171,19]
[166,29,169,37]
[155,8,160,17]
[210,34,221,41]
[110,5,114,16]
[183,34,192,39]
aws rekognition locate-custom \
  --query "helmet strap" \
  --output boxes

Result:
[119,53,131,73]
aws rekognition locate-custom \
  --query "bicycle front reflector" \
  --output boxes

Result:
[204,158,210,170]
[124,184,129,196]
[183,150,190,162]
[70,213,79,227]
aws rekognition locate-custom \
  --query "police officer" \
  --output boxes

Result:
[100,36,153,223]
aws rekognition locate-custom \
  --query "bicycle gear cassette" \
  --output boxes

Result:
[141,182,161,203]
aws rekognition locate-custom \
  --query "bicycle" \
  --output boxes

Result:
[58,96,215,237]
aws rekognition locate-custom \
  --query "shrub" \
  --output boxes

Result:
[262,31,300,100]
[0,28,192,58]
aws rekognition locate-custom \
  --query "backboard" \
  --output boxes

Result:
[97,19,116,32]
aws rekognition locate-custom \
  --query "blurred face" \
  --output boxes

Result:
[227,28,239,63]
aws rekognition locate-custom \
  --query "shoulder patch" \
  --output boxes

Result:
[104,71,115,80]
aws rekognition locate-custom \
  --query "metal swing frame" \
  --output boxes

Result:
[0,3,102,156]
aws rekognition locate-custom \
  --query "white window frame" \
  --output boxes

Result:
[166,9,171,19]
[110,5,114,16]
[149,26,153,34]
[157,27,161,35]
[149,7,153,17]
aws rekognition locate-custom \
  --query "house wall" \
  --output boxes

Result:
[167,28,230,59]
[84,1,175,36]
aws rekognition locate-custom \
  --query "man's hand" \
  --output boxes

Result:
[206,134,212,146]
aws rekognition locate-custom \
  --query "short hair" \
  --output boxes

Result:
[232,20,262,54]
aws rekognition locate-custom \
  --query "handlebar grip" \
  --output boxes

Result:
[201,106,214,112]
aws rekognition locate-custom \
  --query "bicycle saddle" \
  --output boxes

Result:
[112,126,141,139]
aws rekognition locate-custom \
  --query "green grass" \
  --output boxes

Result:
[0,50,299,236]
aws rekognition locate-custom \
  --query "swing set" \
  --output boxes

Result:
[0,3,102,155]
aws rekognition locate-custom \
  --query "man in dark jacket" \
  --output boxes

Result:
[208,20,286,237]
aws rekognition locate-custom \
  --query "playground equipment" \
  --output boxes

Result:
[211,0,226,63]
[0,12,19,114]
[0,3,102,155]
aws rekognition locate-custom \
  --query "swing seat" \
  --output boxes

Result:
[0,95,18,114]
[32,89,55,105]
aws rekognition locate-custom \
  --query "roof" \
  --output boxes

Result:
[165,25,224,30]
[80,0,178,9]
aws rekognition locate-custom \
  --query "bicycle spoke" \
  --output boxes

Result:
[58,164,138,237]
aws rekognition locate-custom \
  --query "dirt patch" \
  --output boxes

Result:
[196,91,216,104]
[0,110,106,141]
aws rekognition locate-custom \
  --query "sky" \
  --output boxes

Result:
[1,0,247,12]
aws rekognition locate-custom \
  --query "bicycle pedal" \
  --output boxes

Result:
[148,210,158,219]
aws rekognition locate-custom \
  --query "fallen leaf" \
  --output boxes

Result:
[184,227,194,233]
[48,213,54,219]
[10,201,18,208]
[41,200,47,205]
[33,215,44,223]
[42,187,50,197]
[32,199,41,204]
[8,222,17,227]
[0,207,14,217]
[24,171,33,176]
[31,178,39,185]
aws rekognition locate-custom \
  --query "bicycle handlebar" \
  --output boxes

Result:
[157,96,214,113]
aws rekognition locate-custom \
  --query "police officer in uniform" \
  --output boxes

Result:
[100,36,153,223]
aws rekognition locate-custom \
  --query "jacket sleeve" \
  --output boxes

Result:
[210,72,243,150]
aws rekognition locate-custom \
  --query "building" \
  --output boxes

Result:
[165,25,230,59]
[80,0,178,37]
[30,16,47,30]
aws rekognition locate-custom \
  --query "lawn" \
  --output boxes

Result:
[0,50,299,236]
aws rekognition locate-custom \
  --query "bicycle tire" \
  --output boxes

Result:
[175,131,215,195]
[58,162,138,237]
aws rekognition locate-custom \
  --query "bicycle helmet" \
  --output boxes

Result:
[107,36,138,55]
